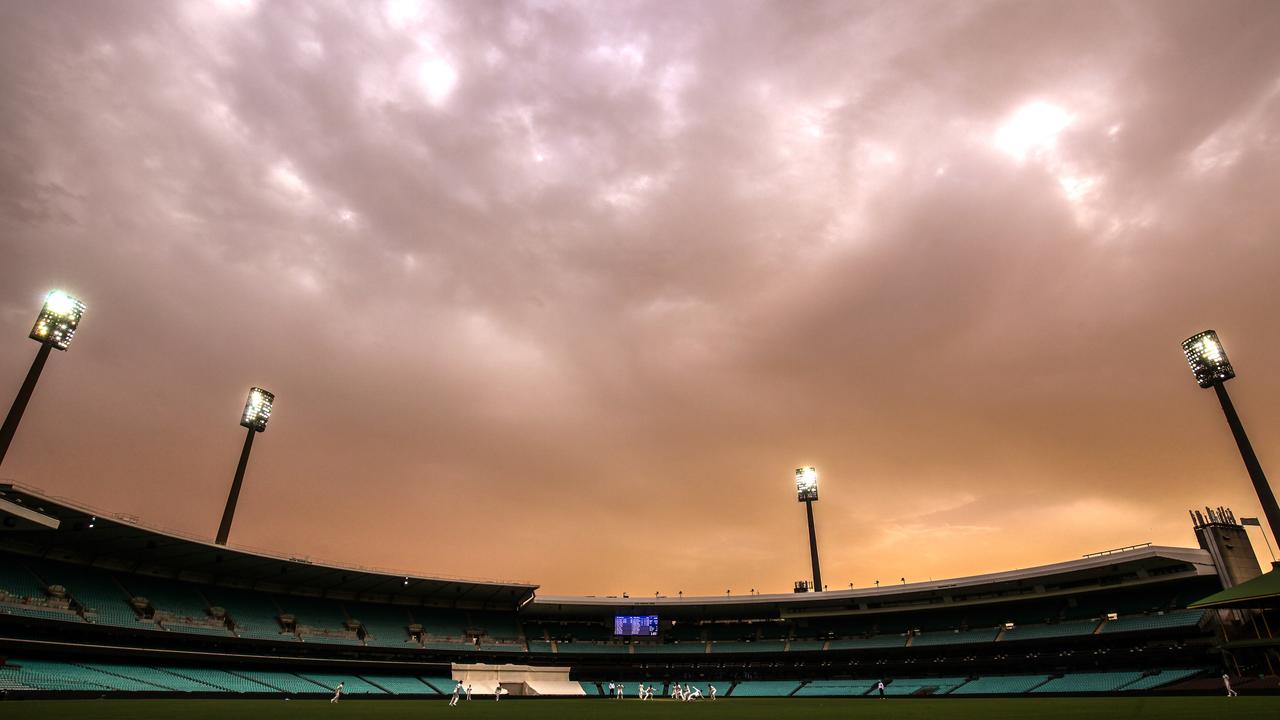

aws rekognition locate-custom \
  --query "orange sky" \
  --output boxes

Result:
[1,0,1279,595]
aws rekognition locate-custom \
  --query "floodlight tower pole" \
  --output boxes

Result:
[1182,330,1280,542]
[1,290,86,470]
[215,387,274,546]
[215,427,256,546]
[795,467,824,592]
[805,498,823,592]
[0,344,53,468]
[1212,382,1280,541]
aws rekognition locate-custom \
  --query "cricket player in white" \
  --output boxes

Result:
[709,684,717,700]
[1223,674,1238,697]
[330,682,343,703]
[449,681,462,706]
[689,685,703,700]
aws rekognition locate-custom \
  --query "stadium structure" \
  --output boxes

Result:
[0,482,1276,699]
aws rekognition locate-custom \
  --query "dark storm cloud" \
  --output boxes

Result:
[1,0,1279,594]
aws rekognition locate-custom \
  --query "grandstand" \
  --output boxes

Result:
[0,483,1272,703]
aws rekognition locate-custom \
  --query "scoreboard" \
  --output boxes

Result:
[613,615,659,636]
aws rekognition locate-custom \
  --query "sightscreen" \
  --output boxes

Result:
[613,615,659,636]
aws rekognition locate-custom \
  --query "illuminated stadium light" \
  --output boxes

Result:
[29,290,86,352]
[1181,329,1280,545]
[795,466,823,592]
[217,387,276,545]
[1182,330,1235,388]
[2,289,88,470]
[240,387,275,432]
[795,466,819,502]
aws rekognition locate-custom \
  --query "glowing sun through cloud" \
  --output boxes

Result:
[993,101,1072,162]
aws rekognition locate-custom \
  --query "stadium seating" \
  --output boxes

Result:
[1,659,112,691]
[160,623,232,637]
[1030,671,1145,693]
[360,675,440,694]
[347,603,413,647]
[274,595,349,631]
[470,609,522,641]
[1100,610,1205,634]
[633,641,704,654]
[527,621,612,642]
[26,560,152,630]
[116,574,212,621]
[1121,668,1205,690]
[229,670,330,693]
[666,622,704,641]
[160,667,275,692]
[0,560,84,624]
[826,634,907,650]
[556,641,630,654]
[58,663,171,691]
[424,640,476,652]
[410,607,469,641]
[730,680,800,697]
[709,640,785,653]
[911,627,1000,646]
[81,663,211,692]
[0,604,84,623]
[793,679,873,696]
[949,674,1051,694]
[0,657,1217,698]
[200,587,292,641]
[788,639,826,652]
[1000,619,1100,641]
[705,623,749,640]
[883,677,968,695]
[420,676,460,694]
[680,676,732,696]
[297,673,385,694]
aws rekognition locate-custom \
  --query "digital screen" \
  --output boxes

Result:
[614,615,659,636]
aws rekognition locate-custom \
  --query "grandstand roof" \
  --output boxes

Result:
[1188,567,1280,609]
[528,545,1217,619]
[0,483,537,608]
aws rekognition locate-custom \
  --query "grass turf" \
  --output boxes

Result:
[0,698,1276,720]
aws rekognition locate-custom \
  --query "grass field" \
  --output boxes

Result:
[0,697,1276,720]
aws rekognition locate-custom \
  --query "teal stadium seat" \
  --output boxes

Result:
[826,634,907,650]
[1001,619,1100,641]
[297,673,385,694]
[788,640,826,652]
[3,659,112,691]
[348,602,415,647]
[1101,610,1204,634]
[1031,671,1145,693]
[911,627,1000,646]
[709,640,785,653]
[201,587,293,642]
[419,676,458,694]
[26,561,153,630]
[359,675,440,694]
[730,680,799,697]
[883,677,968,695]
[229,670,330,694]
[1122,668,1205,690]
[949,674,1051,694]
[794,679,872,696]
[162,668,276,692]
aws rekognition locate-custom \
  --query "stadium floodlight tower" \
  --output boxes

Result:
[215,387,274,546]
[1182,330,1280,541]
[0,290,86,469]
[795,466,824,592]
